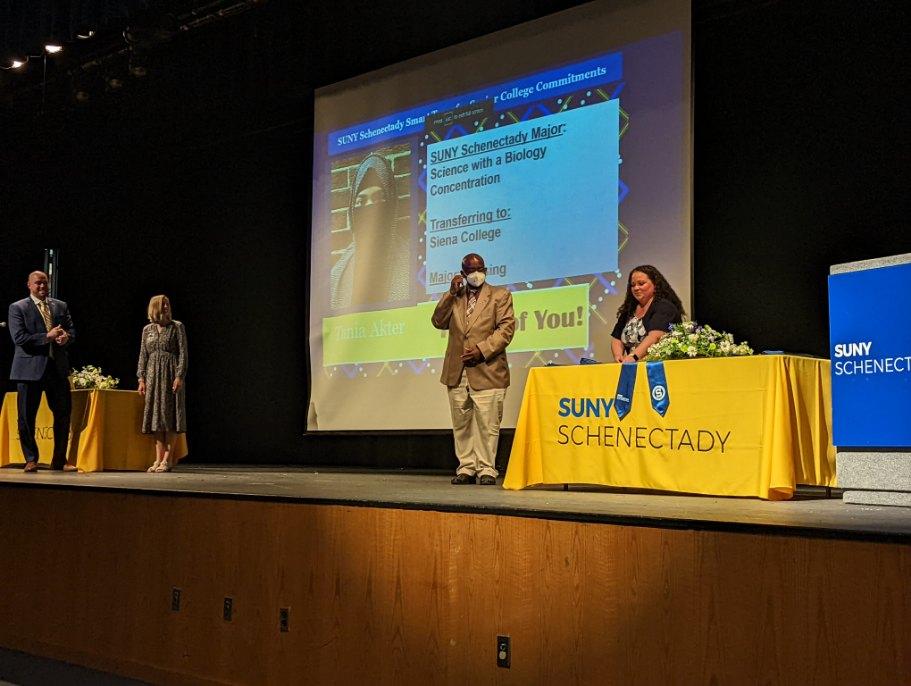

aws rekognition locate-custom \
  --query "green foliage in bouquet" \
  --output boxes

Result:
[70,365,120,390]
[645,321,753,361]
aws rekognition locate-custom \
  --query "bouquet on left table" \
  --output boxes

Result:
[70,365,120,390]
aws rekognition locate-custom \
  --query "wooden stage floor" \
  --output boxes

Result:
[1,464,908,542]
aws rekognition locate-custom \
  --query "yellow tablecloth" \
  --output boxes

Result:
[0,389,188,472]
[503,355,836,500]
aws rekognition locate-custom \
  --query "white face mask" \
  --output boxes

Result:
[465,271,486,288]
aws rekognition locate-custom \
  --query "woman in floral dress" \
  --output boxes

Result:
[137,295,187,472]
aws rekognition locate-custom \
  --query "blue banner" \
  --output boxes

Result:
[645,361,670,416]
[829,261,911,447]
[613,363,637,420]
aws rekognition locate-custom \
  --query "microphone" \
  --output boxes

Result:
[0,321,6,328]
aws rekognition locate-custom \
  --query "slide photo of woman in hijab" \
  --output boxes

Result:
[329,147,411,310]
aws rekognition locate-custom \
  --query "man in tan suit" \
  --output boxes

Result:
[431,253,515,485]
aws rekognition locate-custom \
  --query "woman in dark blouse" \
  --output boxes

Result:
[610,265,684,362]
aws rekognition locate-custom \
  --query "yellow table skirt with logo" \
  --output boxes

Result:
[503,355,835,500]
[0,389,188,473]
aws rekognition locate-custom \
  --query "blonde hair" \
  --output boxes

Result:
[147,295,172,324]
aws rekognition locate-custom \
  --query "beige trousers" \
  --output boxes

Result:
[447,369,506,478]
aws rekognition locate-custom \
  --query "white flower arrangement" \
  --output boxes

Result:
[645,321,753,361]
[70,365,120,390]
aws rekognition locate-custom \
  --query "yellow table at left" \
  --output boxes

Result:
[0,389,187,472]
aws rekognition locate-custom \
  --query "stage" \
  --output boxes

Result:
[0,465,909,542]
[0,466,908,685]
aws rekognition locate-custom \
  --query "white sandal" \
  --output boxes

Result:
[147,460,161,473]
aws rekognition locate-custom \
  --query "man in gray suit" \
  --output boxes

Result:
[432,253,515,485]
[8,271,77,472]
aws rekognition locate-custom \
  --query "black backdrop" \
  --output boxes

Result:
[1,0,909,468]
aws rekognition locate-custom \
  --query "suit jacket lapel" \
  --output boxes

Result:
[26,299,42,331]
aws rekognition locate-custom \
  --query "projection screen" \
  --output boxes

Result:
[309,0,692,430]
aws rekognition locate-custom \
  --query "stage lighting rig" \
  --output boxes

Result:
[1,0,268,117]
[0,44,65,107]
[0,55,27,70]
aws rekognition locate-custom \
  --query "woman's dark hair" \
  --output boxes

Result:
[615,265,685,322]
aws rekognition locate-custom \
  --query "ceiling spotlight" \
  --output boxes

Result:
[44,43,64,54]
[123,27,142,45]
[1,55,28,70]
[106,76,124,90]
[74,89,91,104]
[129,64,148,78]
[76,27,96,40]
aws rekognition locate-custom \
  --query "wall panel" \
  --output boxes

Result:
[0,488,907,685]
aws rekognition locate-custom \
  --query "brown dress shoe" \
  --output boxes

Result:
[451,473,475,485]
[51,464,78,473]
[23,461,39,473]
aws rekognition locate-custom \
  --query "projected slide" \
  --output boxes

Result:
[310,1,691,430]
[425,100,619,291]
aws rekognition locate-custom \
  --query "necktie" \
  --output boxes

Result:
[466,289,478,319]
[38,300,53,331]
[38,301,55,358]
